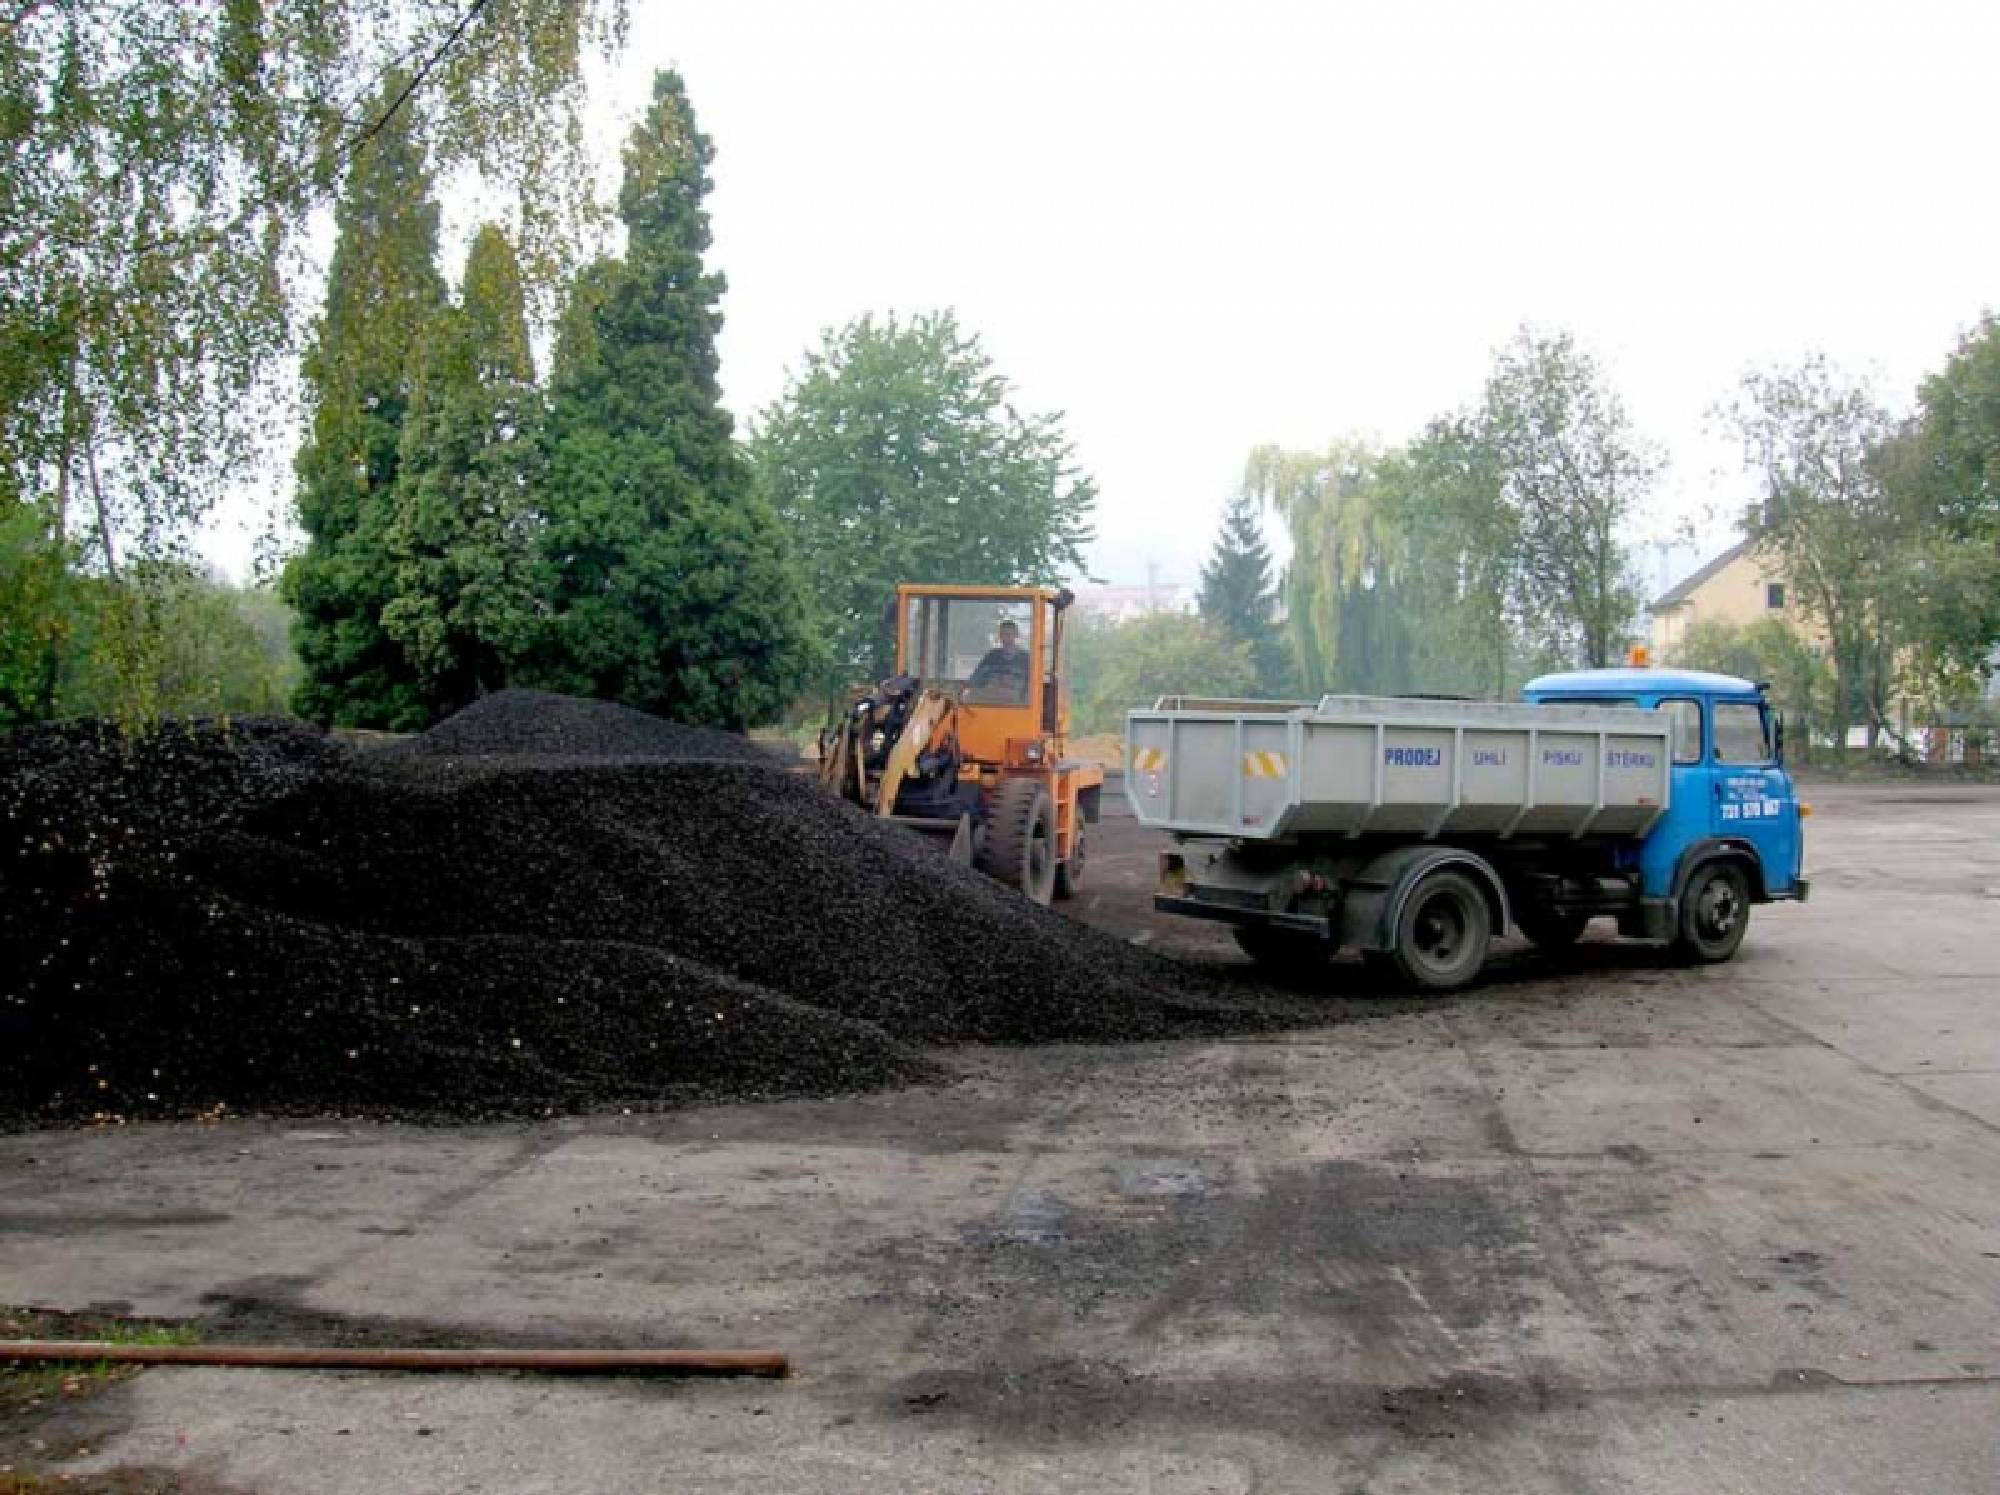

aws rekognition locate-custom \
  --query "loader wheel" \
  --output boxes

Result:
[1053,824,1085,900]
[980,779,1057,905]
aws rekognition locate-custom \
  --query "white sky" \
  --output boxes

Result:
[214,0,2000,598]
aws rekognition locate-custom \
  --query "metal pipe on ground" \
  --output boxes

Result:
[0,1342,789,1378]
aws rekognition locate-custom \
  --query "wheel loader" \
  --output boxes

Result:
[818,583,1103,905]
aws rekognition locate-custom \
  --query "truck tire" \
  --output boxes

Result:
[1515,906,1590,950]
[1388,869,1491,992]
[1673,861,1750,963]
[1053,823,1085,900]
[980,779,1057,905]
[1232,924,1331,975]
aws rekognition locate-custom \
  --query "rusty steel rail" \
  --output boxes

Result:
[0,1341,789,1378]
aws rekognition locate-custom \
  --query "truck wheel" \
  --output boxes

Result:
[1053,824,1085,900]
[1232,924,1330,975]
[980,779,1057,905]
[1674,862,1750,963]
[1389,869,1491,992]
[1516,906,1590,950]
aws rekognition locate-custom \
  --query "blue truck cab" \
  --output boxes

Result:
[1523,666,1809,955]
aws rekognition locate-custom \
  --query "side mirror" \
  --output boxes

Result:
[1773,711,1786,765]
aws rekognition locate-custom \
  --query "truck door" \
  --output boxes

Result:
[1708,699,1799,895]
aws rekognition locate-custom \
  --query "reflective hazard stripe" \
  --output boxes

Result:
[1242,750,1287,779]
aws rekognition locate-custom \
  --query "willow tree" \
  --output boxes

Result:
[1,0,624,718]
[1245,440,1419,695]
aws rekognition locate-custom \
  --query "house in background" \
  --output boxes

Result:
[1653,539,1995,761]
[1647,540,1798,660]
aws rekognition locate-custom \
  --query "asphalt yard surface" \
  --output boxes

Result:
[5,780,2000,1493]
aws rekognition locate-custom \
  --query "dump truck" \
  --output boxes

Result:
[1127,666,1809,990]
[820,583,1102,904]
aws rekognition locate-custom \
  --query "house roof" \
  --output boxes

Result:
[1652,540,1750,610]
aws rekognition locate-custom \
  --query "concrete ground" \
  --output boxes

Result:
[5,781,2000,1493]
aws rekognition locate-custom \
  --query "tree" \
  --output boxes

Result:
[531,70,811,728]
[1669,616,1834,760]
[1198,488,1289,693]
[1246,440,1458,697]
[1722,357,1908,755]
[0,501,74,725]
[1385,418,1524,697]
[1473,330,1654,667]
[54,564,300,724]
[1893,314,2000,704]
[1067,612,1257,735]
[0,1,624,560]
[382,224,544,712]
[281,84,449,728]
[752,312,1097,690]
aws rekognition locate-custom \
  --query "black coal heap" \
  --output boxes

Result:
[2,693,1276,1125]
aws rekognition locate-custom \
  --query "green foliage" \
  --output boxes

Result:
[56,567,300,728]
[1473,330,1653,668]
[382,223,544,712]
[1894,315,2000,704]
[0,499,74,726]
[281,82,448,728]
[1247,440,1425,696]
[1380,422,1535,696]
[1722,357,1907,754]
[1198,488,1289,694]
[1669,616,1834,755]
[1254,331,1652,698]
[751,311,1097,690]
[530,70,812,728]
[1068,612,1258,735]
[1,0,625,553]
[1909,313,2000,538]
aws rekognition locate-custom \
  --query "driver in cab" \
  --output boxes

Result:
[968,618,1030,702]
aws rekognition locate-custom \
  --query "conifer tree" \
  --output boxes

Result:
[383,225,544,713]
[1199,488,1289,693]
[533,70,812,726]
[282,83,447,728]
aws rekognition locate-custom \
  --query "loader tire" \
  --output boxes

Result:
[1053,825,1084,900]
[981,779,1057,905]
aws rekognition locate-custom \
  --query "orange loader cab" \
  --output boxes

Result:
[821,584,1102,905]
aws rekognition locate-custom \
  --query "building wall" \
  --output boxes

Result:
[1650,550,1800,659]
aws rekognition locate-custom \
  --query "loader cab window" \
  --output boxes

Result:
[902,596,1034,705]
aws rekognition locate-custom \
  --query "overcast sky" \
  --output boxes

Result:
[219,0,2000,597]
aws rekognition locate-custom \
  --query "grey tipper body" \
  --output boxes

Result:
[1128,681,1804,992]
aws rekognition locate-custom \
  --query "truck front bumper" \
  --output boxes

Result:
[1153,894,1332,937]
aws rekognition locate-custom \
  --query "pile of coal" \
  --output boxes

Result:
[380,688,779,763]
[2,692,1278,1128]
